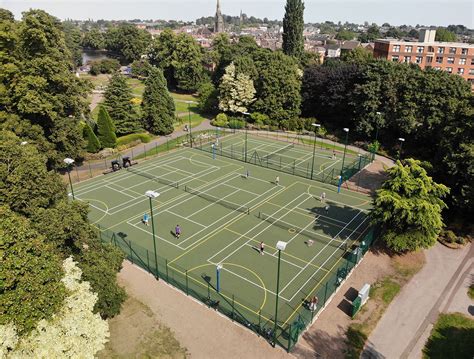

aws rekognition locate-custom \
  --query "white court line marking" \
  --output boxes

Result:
[270,215,320,256]
[208,193,309,264]
[243,243,303,270]
[105,185,136,199]
[222,183,260,196]
[314,159,341,176]
[286,216,370,302]
[127,219,186,250]
[278,211,364,297]
[188,187,242,218]
[163,209,207,228]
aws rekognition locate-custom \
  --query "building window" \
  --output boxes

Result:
[426,56,433,64]
[415,56,423,64]
[469,69,474,75]
[471,58,474,65]
[436,56,443,64]
[446,67,453,73]
[428,46,434,52]
[417,46,424,53]
[461,48,468,55]
[393,45,400,52]
[405,45,412,52]
[459,58,466,65]
[391,55,399,62]
[437,47,445,54]
[458,68,465,75]
[449,47,456,54]
[404,56,411,63]
[447,57,455,64]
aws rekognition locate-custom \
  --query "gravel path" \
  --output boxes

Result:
[362,242,473,359]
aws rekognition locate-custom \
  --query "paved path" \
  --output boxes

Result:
[362,242,473,359]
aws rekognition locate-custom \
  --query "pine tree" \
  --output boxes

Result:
[141,68,175,135]
[96,106,117,148]
[83,122,101,153]
[103,73,140,135]
[282,0,305,59]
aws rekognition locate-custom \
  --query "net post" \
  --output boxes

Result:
[231,295,235,321]
[166,259,169,282]
[185,270,189,295]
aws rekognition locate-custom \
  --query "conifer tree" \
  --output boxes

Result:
[96,106,117,148]
[282,0,305,59]
[103,73,140,135]
[141,67,175,135]
[83,122,101,153]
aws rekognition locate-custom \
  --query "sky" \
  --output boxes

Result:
[2,0,473,27]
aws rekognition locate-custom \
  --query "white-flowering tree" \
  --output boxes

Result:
[218,62,256,114]
[0,257,109,358]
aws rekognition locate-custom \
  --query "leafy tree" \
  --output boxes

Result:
[96,106,117,148]
[358,25,380,42]
[252,51,302,124]
[218,62,256,114]
[282,0,305,59]
[385,27,403,39]
[173,33,205,91]
[3,9,92,168]
[336,29,356,40]
[0,206,66,336]
[341,46,374,64]
[211,113,228,127]
[371,159,449,252]
[83,122,101,153]
[103,73,140,135]
[1,258,109,357]
[141,67,175,135]
[435,28,457,42]
[62,21,82,67]
[130,59,152,78]
[105,23,151,63]
[147,29,177,87]
[89,58,120,75]
[82,28,105,49]
[197,82,218,114]
[407,29,419,38]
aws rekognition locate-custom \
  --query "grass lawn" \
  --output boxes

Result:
[80,73,111,88]
[126,77,145,98]
[174,113,206,131]
[299,137,358,156]
[423,313,474,358]
[468,285,474,300]
[170,92,198,102]
[174,100,199,114]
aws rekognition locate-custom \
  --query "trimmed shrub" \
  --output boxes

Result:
[211,113,228,127]
[97,106,117,148]
[116,133,152,147]
[83,123,101,153]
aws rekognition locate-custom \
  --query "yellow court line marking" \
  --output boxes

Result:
[282,224,371,326]
[169,263,270,317]
[185,262,267,311]
[167,181,298,266]
[223,228,329,273]
[319,159,335,171]
[83,198,109,224]
[304,182,370,208]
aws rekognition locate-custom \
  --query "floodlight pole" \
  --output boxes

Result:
[241,111,251,163]
[340,128,350,180]
[398,138,405,159]
[273,241,287,347]
[146,191,160,279]
[375,111,381,142]
[310,123,321,180]
[64,158,75,200]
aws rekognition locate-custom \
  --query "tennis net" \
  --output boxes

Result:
[258,212,347,249]
[262,143,294,161]
[127,167,179,188]
[184,185,250,214]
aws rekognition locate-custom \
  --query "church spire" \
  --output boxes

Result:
[214,0,224,33]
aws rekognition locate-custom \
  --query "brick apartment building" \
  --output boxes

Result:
[374,29,474,88]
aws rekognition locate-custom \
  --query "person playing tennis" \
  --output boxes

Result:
[143,213,149,226]
[175,224,181,239]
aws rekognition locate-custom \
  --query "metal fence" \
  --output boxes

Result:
[97,224,378,352]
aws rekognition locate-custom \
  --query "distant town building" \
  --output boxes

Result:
[374,29,474,88]
[214,0,224,33]
[340,40,361,56]
[325,44,341,58]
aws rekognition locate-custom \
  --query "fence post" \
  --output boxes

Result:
[104,159,107,171]
[155,143,158,156]
[146,250,150,272]
[293,159,295,174]
[98,224,102,241]
[323,281,329,305]
[166,259,169,282]
[88,162,92,178]
[287,323,292,352]
[231,295,235,321]
[144,145,147,159]
[185,270,189,295]
[129,240,133,264]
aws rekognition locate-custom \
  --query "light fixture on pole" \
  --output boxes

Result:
[145,190,160,279]
[310,123,321,180]
[398,137,405,159]
[64,158,75,200]
[340,128,350,177]
[375,112,382,142]
[273,240,287,347]
[216,264,223,293]
[241,111,251,163]
[185,101,194,148]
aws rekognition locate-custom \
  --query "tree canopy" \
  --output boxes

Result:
[105,23,151,63]
[371,159,449,252]
[218,62,256,114]
[282,0,305,59]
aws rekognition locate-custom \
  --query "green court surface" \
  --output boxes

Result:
[74,135,373,348]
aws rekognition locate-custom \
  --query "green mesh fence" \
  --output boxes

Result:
[95,224,378,352]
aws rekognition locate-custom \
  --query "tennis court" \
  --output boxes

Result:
[74,136,373,349]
